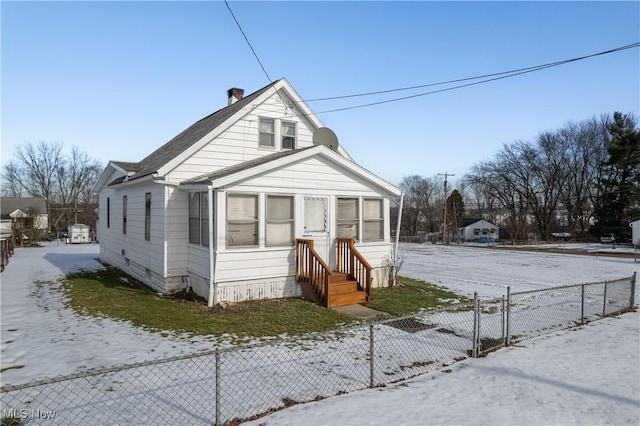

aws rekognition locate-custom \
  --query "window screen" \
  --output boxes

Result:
[266,195,294,246]
[227,194,258,246]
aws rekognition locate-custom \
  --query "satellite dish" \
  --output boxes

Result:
[313,127,339,151]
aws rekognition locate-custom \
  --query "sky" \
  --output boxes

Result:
[1,242,637,424]
[1,1,639,187]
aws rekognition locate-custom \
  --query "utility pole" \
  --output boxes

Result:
[438,172,455,245]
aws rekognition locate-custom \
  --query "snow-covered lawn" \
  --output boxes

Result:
[0,242,638,425]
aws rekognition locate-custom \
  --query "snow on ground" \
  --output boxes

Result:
[399,243,638,299]
[246,313,640,426]
[0,242,638,425]
[0,242,217,385]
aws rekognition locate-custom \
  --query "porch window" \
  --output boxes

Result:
[227,194,258,247]
[122,195,127,235]
[144,193,151,241]
[281,121,296,150]
[363,198,383,241]
[266,195,294,246]
[259,118,275,148]
[189,192,209,247]
[337,198,358,239]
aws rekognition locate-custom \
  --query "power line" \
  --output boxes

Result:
[224,0,272,83]
[306,42,640,103]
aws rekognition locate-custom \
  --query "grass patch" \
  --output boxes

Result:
[62,266,357,340]
[369,276,469,316]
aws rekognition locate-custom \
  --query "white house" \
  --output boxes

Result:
[458,218,499,242]
[94,78,402,308]
[0,197,49,242]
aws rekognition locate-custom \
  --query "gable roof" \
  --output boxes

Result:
[117,79,282,181]
[460,218,497,228]
[180,145,402,196]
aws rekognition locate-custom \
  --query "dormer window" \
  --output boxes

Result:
[281,121,296,150]
[259,118,275,148]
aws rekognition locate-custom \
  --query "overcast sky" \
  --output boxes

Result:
[2,1,638,187]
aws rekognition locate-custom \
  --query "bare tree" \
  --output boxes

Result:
[398,175,443,237]
[2,141,103,232]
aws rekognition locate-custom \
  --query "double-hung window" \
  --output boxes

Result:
[363,199,383,241]
[189,192,209,246]
[259,118,275,148]
[281,121,296,150]
[145,193,151,241]
[337,198,358,239]
[227,194,258,247]
[266,195,294,246]
[122,195,127,235]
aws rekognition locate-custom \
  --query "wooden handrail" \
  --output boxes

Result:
[336,237,373,303]
[295,239,332,307]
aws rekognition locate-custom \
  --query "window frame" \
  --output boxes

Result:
[122,195,127,235]
[144,192,151,241]
[189,192,209,247]
[281,121,296,150]
[226,193,259,248]
[266,195,294,246]
[362,198,384,242]
[258,117,275,149]
[336,197,359,240]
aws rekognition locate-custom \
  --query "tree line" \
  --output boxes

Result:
[2,141,103,234]
[396,112,639,243]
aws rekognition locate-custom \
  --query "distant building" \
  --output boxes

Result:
[458,218,499,242]
[0,197,49,242]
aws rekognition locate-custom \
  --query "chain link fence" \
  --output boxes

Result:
[1,273,635,425]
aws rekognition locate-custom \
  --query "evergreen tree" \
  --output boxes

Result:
[593,112,640,238]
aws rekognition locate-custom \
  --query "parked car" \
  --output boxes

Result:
[600,233,616,244]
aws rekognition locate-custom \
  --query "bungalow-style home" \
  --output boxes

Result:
[0,197,49,243]
[94,78,402,308]
[457,218,499,242]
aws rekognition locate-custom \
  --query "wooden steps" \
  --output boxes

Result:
[328,273,367,308]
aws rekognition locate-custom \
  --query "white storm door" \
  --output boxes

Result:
[303,196,332,268]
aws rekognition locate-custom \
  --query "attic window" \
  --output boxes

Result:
[259,118,275,148]
[281,121,296,150]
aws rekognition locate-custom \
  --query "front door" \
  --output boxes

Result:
[302,196,332,269]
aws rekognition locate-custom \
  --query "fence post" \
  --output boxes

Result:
[580,284,585,325]
[631,272,637,309]
[501,295,505,344]
[472,292,478,358]
[369,323,374,388]
[603,281,608,317]
[215,349,221,426]
[505,287,511,347]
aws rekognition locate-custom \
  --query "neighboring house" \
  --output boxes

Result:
[632,220,640,247]
[94,78,402,308]
[458,218,499,242]
[0,197,49,241]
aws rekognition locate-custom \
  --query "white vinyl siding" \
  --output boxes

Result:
[227,194,258,247]
[166,94,316,182]
[266,195,294,246]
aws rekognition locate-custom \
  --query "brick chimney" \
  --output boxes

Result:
[227,88,244,105]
